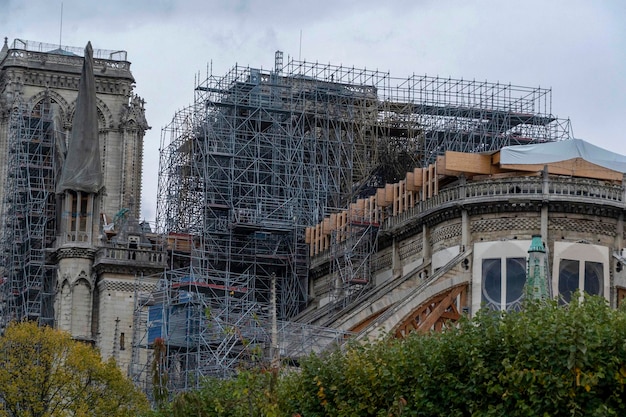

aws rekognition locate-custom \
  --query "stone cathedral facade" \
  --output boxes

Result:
[0,37,162,371]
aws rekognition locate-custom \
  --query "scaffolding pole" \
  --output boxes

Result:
[130,271,352,396]
[1,101,58,329]
[329,210,380,308]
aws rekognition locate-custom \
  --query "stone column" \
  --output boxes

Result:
[422,224,431,278]
[459,175,469,251]
[392,238,402,279]
[616,213,624,253]
[541,166,549,242]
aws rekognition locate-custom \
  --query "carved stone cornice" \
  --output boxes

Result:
[548,201,621,218]
[55,246,96,260]
[310,259,331,280]
[2,66,133,97]
[97,278,157,293]
[464,201,542,217]
[94,263,166,276]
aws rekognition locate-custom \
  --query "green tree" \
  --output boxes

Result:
[0,321,150,417]
[169,368,279,417]
[160,295,626,416]
[281,295,626,416]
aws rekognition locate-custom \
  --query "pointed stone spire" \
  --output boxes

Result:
[0,37,8,61]
[56,41,103,194]
[525,235,552,301]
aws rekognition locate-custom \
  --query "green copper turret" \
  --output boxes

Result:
[526,235,552,300]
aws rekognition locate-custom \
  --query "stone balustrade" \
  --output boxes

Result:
[94,246,166,268]
[310,175,624,268]
[385,176,624,231]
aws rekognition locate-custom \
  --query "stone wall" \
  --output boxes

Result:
[470,212,541,242]
[307,174,626,324]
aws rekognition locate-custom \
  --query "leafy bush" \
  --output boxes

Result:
[163,295,626,416]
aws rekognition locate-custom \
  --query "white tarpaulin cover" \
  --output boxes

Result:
[500,139,626,174]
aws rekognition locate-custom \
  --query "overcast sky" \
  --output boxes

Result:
[2,0,625,223]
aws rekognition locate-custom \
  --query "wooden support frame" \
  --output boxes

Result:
[393,284,468,338]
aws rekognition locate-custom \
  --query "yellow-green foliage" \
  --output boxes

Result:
[0,321,150,417]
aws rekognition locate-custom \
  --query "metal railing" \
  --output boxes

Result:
[10,39,127,61]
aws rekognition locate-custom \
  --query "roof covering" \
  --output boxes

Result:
[56,42,104,194]
[500,139,626,174]
[46,47,78,56]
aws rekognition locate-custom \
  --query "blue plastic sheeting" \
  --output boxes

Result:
[148,305,164,343]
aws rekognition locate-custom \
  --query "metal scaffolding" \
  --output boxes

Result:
[131,270,269,392]
[331,223,380,308]
[0,101,58,328]
[130,271,352,396]
[132,54,571,389]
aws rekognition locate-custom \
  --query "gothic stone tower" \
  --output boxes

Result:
[0,38,160,371]
[0,38,147,219]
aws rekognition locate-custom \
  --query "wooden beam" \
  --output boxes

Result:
[472,171,542,181]
[443,151,501,175]
[500,158,623,181]
[416,285,464,332]
[376,187,389,207]
[406,171,416,191]
[413,167,423,188]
